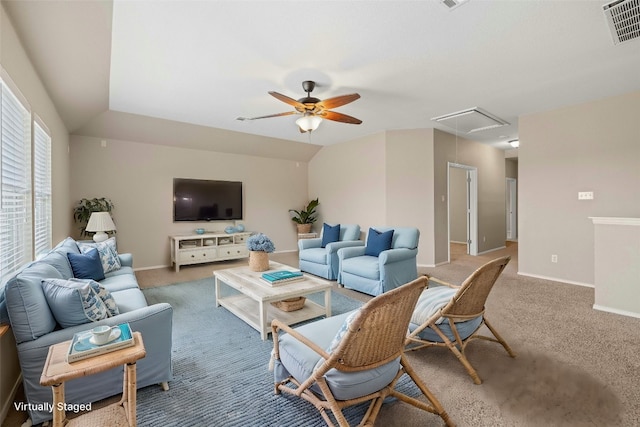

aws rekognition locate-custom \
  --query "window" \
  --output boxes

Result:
[0,75,33,281]
[34,118,52,257]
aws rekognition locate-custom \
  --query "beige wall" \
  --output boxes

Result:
[70,136,309,269]
[308,132,387,236]
[449,167,467,243]
[519,90,640,285]
[433,129,507,263]
[1,4,71,421]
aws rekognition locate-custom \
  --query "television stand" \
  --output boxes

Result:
[169,231,251,272]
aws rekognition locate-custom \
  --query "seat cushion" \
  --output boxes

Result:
[341,256,381,280]
[99,269,139,293]
[68,249,105,281]
[110,288,148,313]
[299,247,328,265]
[275,311,400,401]
[365,228,394,257]
[409,316,484,343]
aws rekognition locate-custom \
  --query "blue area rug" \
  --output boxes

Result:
[138,277,411,426]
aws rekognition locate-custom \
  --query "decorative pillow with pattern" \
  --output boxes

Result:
[327,309,361,353]
[88,280,119,317]
[78,237,121,273]
[41,278,108,328]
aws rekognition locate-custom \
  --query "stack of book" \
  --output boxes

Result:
[261,270,304,286]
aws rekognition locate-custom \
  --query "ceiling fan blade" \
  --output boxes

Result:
[236,111,297,121]
[317,93,360,110]
[269,91,305,110]
[321,110,362,125]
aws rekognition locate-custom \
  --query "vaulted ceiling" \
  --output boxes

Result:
[3,0,640,152]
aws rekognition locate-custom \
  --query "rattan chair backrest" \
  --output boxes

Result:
[442,255,511,318]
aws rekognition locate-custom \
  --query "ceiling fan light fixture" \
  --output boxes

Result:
[509,139,520,148]
[296,114,322,132]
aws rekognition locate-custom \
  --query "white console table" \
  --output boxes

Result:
[169,231,251,272]
[590,217,640,318]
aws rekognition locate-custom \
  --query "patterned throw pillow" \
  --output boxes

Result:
[41,278,108,327]
[327,309,361,353]
[78,237,121,273]
[88,280,119,317]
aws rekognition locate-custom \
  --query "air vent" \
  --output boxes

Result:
[432,108,509,134]
[603,0,640,45]
[440,0,470,11]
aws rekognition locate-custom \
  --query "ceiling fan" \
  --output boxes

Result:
[237,80,362,133]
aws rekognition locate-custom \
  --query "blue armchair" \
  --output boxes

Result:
[338,226,420,296]
[298,224,363,280]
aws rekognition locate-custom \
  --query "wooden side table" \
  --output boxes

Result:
[40,332,146,427]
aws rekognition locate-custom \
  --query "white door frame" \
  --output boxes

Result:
[448,162,478,260]
[506,177,517,240]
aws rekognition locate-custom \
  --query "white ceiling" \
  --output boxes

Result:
[4,0,640,151]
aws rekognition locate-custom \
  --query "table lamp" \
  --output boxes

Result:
[86,212,116,242]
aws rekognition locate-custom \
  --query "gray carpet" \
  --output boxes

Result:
[138,277,410,426]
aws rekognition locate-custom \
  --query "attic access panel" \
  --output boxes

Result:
[431,107,509,134]
[603,0,640,45]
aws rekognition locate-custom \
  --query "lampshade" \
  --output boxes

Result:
[86,212,116,242]
[296,114,322,132]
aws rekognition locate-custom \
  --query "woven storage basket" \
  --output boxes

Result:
[248,251,269,272]
[271,297,306,312]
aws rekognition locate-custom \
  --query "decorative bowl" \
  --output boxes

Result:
[195,228,205,235]
[225,226,236,234]
[235,223,245,232]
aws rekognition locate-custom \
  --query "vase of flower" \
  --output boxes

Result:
[246,233,275,272]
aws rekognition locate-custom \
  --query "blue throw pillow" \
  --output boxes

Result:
[67,248,105,281]
[321,223,341,248]
[365,228,394,257]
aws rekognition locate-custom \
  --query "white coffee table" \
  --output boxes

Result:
[214,262,332,340]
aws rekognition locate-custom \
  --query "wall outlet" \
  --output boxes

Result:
[578,191,594,200]
[551,254,558,263]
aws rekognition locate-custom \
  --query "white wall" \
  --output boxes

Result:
[519,90,640,285]
[70,136,309,269]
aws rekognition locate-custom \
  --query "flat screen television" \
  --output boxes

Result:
[173,178,243,222]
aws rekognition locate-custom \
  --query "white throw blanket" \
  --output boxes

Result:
[411,286,458,325]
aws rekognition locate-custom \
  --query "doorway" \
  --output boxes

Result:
[506,178,517,241]
[448,162,478,261]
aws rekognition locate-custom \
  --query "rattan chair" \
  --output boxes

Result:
[271,276,454,427]
[406,256,516,385]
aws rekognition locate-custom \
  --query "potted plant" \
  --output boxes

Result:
[73,198,115,237]
[246,233,275,271]
[289,198,319,234]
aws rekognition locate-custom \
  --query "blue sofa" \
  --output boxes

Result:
[0,237,173,425]
[338,227,420,296]
[298,224,363,280]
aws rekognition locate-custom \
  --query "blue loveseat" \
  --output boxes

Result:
[0,237,173,425]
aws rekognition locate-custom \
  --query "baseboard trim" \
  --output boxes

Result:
[477,245,506,255]
[518,271,594,288]
[593,304,640,319]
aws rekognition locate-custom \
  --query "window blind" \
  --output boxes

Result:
[1,79,32,281]
[34,119,52,257]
